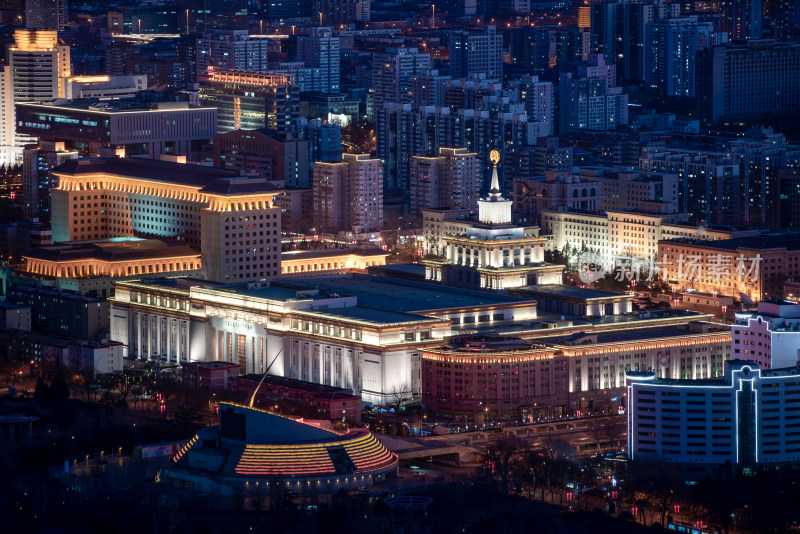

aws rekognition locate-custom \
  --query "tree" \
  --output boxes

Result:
[482,436,526,494]
[389,383,411,410]
[34,378,50,404]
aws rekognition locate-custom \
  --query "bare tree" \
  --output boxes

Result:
[389,383,411,409]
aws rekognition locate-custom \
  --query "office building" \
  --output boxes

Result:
[627,360,800,475]
[213,129,310,187]
[645,17,726,97]
[409,148,479,216]
[7,285,109,340]
[8,29,71,150]
[425,319,730,420]
[297,27,340,94]
[558,54,628,132]
[423,152,563,290]
[449,26,504,80]
[313,153,383,234]
[541,207,758,264]
[199,70,299,133]
[22,140,78,221]
[20,238,202,297]
[195,30,274,79]
[64,75,148,100]
[696,41,800,125]
[659,234,800,303]
[8,29,70,103]
[732,301,800,370]
[49,158,282,283]
[25,0,67,31]
[0,65,15,166]
[15,100,216,160]
[280,247,388,277]
[109,274,536,403]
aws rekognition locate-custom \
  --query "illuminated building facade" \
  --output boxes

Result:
[659,234,800,303]
[8,29,71,150]
[109,274,537,405]
[22,238,202,297]
[731,300,800,370]
[627,360,800,474]
[199,70,299,133]
[64,75,148,100]
[409,148,479,217]
[163,402,397,495]
[49,158,282,282]
[280,248,389,276]
[313,154,383,234]
[424,321,731,420]
[15,100,216,159]
[424,152,562,290]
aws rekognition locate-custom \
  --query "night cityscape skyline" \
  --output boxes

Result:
[1,0,800,533]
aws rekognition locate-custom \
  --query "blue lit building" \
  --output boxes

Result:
[628,360,800,475]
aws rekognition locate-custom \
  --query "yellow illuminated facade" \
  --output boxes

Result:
[50,160,282,282]
[280,248,388,275]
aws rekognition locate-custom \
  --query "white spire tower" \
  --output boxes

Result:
[478,149,512,225]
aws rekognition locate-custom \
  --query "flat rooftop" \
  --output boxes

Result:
[540,323,727,346]
[661,233,800,251]
[513,285,632,301]
[24,238,199,263]
[265,274,527,312]
[52,158,278,195]
[16,99,197,113]
[281,247,388,260]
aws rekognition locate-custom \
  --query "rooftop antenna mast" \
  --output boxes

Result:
[247,343,283,408]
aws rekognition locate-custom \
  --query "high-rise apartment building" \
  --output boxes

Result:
[371,48,431,112]
[25,0,67,31]
[696,40,800,125]
[449,26,503,80]
[212,129,310,187]
[558,54,628,132]
[313,154,383,233]
[0,65,15,166]
[196,30,274,78]
[199,70,299,133]
[296,27,340,94]
[720,0,763,40]
[409,148,479,216]
[314,0,370,24]
[49,158,282,282]
[645,17,726,97]
[180,0,248,31]
[23,141,78,222]
[590,0,678,83]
